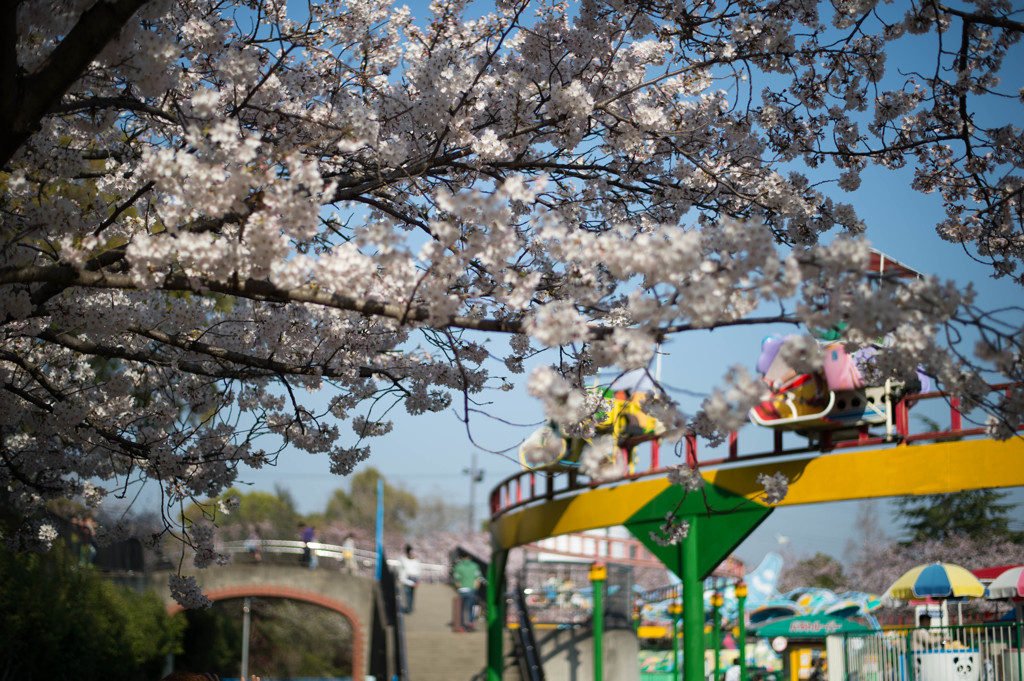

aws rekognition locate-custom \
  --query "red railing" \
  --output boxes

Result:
[489,384,1022,522]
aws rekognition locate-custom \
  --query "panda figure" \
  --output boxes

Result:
[952,654,975,680]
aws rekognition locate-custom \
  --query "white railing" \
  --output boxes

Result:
[837,622,1023,681]
[218,539,450,583]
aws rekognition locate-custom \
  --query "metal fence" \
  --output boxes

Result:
[517,559,634,628]
[837,622,1023,681]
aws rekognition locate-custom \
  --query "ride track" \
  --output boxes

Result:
[482,385,1024,681]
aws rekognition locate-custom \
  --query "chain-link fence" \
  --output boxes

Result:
[517,558,635,629]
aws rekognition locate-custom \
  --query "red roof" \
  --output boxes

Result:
[971,565,1024,581]
[869,250,920,278]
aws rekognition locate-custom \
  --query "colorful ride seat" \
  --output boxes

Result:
[750,373,835,426]
[518,384,667,472]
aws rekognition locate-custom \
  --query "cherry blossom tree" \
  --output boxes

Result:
[2,0,1023,603]
[777,552,848,593]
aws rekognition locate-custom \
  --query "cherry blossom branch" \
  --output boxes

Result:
[30,326,394,387]
[52,97,177,124]
[937,4,1024,33]
[5,263,807,340]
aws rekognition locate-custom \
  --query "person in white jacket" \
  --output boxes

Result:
[396,544,421,614]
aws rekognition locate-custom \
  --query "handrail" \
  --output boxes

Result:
[217,539,450,582]
[489,385,1024,522]
[379,546,410,681]
[511,583,546,681]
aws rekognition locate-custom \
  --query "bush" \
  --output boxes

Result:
[0,542,184,681]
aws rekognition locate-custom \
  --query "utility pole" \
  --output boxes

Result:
[463,453,484,533]
[241,597,252,679]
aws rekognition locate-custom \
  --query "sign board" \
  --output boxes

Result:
[754,615,875,639]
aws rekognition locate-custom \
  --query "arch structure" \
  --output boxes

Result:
[151,566,373,681]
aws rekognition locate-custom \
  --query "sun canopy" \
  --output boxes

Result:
[987,566,1024,600]
[888,562,986,601]
[753,614,876,639]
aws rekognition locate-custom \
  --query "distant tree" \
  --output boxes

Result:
[182,485,302,544]
[0,542,184,680]
[247,600,354,678]
[844,499,893,590]
[409,494,467,536]
[778,552,849,593]
[324,468,418,533]
[44,497,90,521]
[226,487,298,538]
[844,532,1024,610]
[842,495,1024,605]
[894,489,1023,544]
[177,598,353,677]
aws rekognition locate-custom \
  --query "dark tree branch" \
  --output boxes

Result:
[0,0,152,166]
[938,4,1024,33]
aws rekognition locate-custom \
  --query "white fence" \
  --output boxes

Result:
[836,623,1023,681]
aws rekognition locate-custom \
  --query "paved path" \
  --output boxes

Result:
[403,582,519,681]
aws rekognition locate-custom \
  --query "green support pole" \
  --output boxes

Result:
[590,562,606,681]
[682,516,704,681]
[712,591,722,681]
[486,548,508,681]
[670,600,683,681]
[736,581,748,681]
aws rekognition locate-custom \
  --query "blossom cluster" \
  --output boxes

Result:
[168,574,213,610]
[649,513,691,547]
[758,472,790,505]
[668,465,705,493]
[577,435,623,481]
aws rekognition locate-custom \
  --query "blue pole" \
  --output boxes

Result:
[375,477,384,580]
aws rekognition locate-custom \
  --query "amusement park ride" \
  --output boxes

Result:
[482,253,1024,681]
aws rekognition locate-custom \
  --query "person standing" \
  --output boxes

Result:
[306,525,318,569]
[245,526,262,563]
[911,614,946,651]
[453,550,483,631]
[77,515,97,566]
[808,657,826,681]
[397,544,421,614]
[299,522,316,567]
[341,533,357,575]
[725,661,742,681]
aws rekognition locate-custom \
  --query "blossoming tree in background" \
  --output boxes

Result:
[1,0,1022,602]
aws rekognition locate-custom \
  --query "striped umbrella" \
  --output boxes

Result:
[888,562,986,601]
[987,566,1024,600]
[888,562,985,626]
